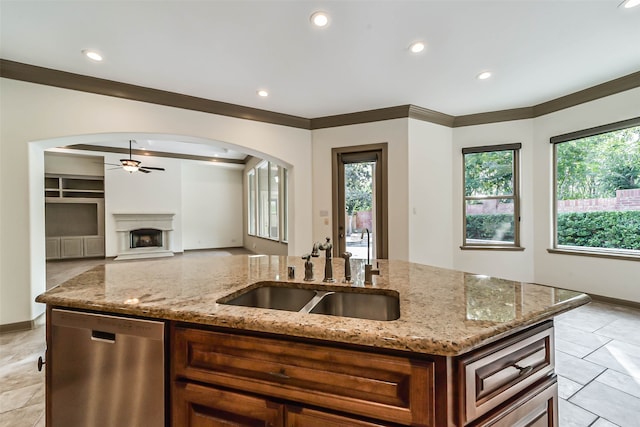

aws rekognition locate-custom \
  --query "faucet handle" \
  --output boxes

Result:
[342,252,352,260]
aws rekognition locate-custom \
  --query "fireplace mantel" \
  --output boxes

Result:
[113,213,175,260]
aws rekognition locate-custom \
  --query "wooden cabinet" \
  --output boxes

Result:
[172,326,434,426]
[470,380,557,427]
[171,321,558,427]
[456,323,554,425]
[173,381,284,427]
[286,406,388,427]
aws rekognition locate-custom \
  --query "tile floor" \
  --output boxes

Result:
[1,252,639,426]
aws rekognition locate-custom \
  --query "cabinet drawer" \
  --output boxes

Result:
[286,405,389,427]
[458,322,554,425]
[471,379,557,427]
[172,327,434,426]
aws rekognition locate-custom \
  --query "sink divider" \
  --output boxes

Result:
[299,291,335,314]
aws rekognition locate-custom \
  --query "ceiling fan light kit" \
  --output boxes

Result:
[109,140,166,174]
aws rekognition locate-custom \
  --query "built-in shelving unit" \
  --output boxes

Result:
[45,174,105,260]
[45,175,104,198]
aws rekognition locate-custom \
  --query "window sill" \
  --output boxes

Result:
[547,248,639,262]
[460,245,525,251]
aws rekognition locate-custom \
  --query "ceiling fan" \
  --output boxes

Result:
[107,140,165,173]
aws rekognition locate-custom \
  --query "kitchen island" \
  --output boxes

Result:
[37,255,589,426]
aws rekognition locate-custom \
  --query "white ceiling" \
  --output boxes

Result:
[1,1,639,127]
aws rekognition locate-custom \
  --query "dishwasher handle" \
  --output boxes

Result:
[91,330,116,343]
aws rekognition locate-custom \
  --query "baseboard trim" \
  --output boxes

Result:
[589,293,640,310]
[0,313,45,333]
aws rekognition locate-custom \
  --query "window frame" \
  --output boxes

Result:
[247,161,288,243]
[550,117,640,261]
[461,143,523,250]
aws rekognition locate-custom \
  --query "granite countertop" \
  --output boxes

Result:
[36,255,590,356]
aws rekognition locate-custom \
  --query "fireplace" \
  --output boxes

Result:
[130,228,163,248]
[113,213,175,260]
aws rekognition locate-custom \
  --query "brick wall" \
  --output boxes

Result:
[557,188,640,213]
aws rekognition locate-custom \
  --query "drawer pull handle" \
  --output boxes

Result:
[513,363,533,376]
[268,370,290,380]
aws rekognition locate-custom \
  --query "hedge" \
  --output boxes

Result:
[466,210,640,250]
[466,214,514,241]
[557,211,640,250]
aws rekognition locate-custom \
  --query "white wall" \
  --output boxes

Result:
[0,77,312,326]
[182,162,243,250]
[532,88,640,302]
[311,119,410,260]
[407,119,454,269]
[104,152,183,256]
[452,119,536,282]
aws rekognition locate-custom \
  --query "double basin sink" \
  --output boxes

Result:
[218,282,400,321]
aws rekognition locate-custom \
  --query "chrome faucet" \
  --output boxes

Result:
[360,228,379,284]
[342,252,352,282]
[317,237,335,283]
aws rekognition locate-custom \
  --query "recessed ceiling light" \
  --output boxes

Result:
[620,0,640,8]
[477,71,492,80]
[310,11,329,28]
[409,41,426,54]
[81,49,103,62]
[257,90,269,97]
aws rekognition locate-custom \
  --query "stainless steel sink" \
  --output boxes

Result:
[308,292,400,321]
[221,285,317,312]
[219,282,400,321]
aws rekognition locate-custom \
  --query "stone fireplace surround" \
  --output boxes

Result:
[113,213,175,260]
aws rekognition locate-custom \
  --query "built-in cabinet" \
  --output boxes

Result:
[171,321,557,426]
[45,174,105,260]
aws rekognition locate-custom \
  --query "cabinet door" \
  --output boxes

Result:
[46,237,60,259]
[83,236,104,257]
[173,381,284,427]
[60,237,83,258]
[286,406,388,427]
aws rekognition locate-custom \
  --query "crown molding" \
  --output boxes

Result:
[310,105,411,129]
[452,71,640,127]
[2,58,639,130]
[0,59,311,130]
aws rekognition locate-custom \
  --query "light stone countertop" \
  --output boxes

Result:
[36,254,590,356]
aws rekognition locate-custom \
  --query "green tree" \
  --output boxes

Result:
[345,162,373,215]
[464,151,513,197]
[556,126,640,200]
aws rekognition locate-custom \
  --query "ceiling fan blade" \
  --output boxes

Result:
[140,166,165,171]
[107,167,122,170]
[138,168,151,173]
[105,163,121,166]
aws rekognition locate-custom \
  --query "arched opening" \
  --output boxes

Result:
[28,131,296,317]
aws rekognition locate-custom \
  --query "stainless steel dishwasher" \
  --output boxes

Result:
[50,308,165,427]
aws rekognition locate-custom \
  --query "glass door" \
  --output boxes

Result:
[332,144,388,260]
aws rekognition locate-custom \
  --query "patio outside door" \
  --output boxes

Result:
[332,144,388,260]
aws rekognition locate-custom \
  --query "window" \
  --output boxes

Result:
[462,143,521,249]
[551,117,640,259]
[247,170,256,235]
[247,161,288,242]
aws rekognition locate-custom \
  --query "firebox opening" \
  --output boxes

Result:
[130,228,162,248]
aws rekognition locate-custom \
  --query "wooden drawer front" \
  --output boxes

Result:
[286,406,389,427]
[472,379,558,427]
[459,323,554,425]
[173,327,434,426]
[173,381,284,427]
